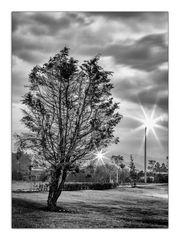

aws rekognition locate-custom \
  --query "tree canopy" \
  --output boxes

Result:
[16,47,122,169]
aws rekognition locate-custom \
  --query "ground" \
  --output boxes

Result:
[12,183,168,228]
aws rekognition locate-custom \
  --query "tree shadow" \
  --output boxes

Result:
[12,198,77,214]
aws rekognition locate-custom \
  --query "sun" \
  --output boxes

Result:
[94,149,108,165]
[96,151,104,161]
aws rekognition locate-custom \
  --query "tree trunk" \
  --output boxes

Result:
[47,168,67,211]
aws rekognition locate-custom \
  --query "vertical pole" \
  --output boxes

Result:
[116,167,118,184]
[144,126,147,183]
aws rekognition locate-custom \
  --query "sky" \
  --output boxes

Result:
[12,12,168,167]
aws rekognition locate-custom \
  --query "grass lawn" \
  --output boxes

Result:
[12,184,168,228]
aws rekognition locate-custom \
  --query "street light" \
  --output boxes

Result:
[130,104,165,184]
[144,126,147,183]
[142,109,160,184]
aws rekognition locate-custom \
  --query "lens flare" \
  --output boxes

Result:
[93,149,109,165]
[123,103,167,155]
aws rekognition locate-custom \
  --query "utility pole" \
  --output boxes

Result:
[144,126,147,183]
[116,167,119,184]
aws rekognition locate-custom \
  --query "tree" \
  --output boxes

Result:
[111,155,124,166]
[166,156,168,170]
[147,160,156,173]
[160,163,168,172]
[111,155,125,184]
[154,162,161,173]
[129,154,137,187]
[15,47,122,210]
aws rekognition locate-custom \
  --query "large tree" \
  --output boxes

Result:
[15,47,122,210]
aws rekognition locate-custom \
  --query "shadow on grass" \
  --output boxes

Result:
[12,196,168,228]
[12,198,76,214]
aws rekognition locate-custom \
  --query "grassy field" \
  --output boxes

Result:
[12,184,168,228]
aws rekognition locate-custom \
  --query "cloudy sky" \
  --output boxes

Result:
[12,12,168,167]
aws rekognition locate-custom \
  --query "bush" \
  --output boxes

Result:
[63,183,83,191]
[32,182,49,191]
[14,181,118,192]
[12,171,23,181]
[39,171,50,182]
[63,182,118,191]
[154,174,168,183]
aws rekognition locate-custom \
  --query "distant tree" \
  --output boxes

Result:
[111,155,124,166]
[160,163,168,172]
[15,47,122,211]
[137,170,144,182]
[85,163,95,178]
[119,168,130,184]
[93,165,109,183]
[105,164,118,183]
[166,156,168,169]
[129,154,137,187]
[93,164,117,183]
[111,155,124,184]
[154,162,161,173]
[147,160,156,173]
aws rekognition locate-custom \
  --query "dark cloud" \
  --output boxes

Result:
[16,50,43,64]
[78,33,168,71]
[12,12,168,71]
[151,68,168,89]
[112,68,168,112]
[137,88,168,112]
[12,12,88,36]
[87,11,167,20]
[31,13,71,35]
[105,33,167,71]
[12,12,70,36]
[86,12,168,30]
[12,35,40,52]
[12,34,50,64]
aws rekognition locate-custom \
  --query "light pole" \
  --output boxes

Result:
[132,105,163,184]
[116,167,119,184]
[144,126,147,183]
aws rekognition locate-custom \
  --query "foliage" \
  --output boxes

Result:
[111,155,124,168]
[39,170,50,182]
[15,47,122,209]
[147,160,156,172]
[63,182,117,191]
[67,163,118,183]
[94,164,118,183]
[119,168,130,184]
[12,171,23,181]
[154,173,168,183]
[148,160,168,174]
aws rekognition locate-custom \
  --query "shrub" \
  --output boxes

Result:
[62,182,118,191]
[12,171,23,181]
[32,182,49,191]
[154,174,168,183]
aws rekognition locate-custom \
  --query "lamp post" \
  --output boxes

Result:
[144,126,147,183]
[132,105,163,184]
[116,167,119,184]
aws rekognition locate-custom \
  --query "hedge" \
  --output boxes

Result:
[13,182,118,193]
[63,182,118,191]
